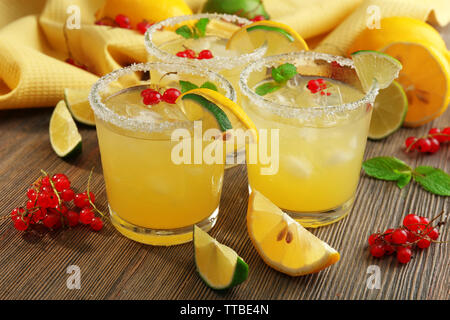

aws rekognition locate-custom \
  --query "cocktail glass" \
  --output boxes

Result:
[240,52,379,227]
[89,62,236,245]
[144,13,267,89]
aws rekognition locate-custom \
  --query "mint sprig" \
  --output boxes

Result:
[362,157,450,196]
[255,63,297,96]
[175,18,210,39]
[179,80,218,93]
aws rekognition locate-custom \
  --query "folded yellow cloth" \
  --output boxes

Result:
[316,0,450,55]
[0,0,448,110]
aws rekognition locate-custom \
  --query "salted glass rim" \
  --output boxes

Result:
[239,51,380,119]
[144,13,268,70]
[89,62,236,132]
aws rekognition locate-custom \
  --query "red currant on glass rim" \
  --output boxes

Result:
[142,89,161,105]
[197,50,213,60]
[162,88,181,104]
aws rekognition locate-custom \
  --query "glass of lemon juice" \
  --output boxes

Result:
[240,52,379,227]
[89,63,236,245]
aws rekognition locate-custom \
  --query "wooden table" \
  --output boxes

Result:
[1,33,449,302]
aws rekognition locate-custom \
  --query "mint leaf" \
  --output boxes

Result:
[255,82,281,96]
[362,157,412,182]
[271,63,297,83]
[397,173,412,189]
[200,81,218,91]
[195,18,209,37]
[175,25,193,39]
[179,80,198,93]
[413,166,450,196]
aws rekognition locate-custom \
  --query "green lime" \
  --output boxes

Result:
[194,225,249,290]
[64,88,95,126]
[49,100,82,158]
[368,81,408,140]
[351,50,402,92]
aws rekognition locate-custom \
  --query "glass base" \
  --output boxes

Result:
[282,196,355,228]
[109,205,219,246]
[248,184,354,228]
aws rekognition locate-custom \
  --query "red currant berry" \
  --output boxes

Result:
[137,20,153,34]
[27,188,37,201]
[404,136,417,150]
[392,229,408,244]
[11,208,25,220]
[84,191,95,203]
[43,213,59,229]
[428,228,439,240]
[52,173,68,182]
[32,208,46,223]
[197,49,213,59]
[306,80,320,93]
[115,14,130,28]
[184,49,196,59]
[176,51,188,58]
[383,244,396,255]
[37,192,51,208]
[41,176,51,187]
[370,244,385,258]
[251,15,266,22]
[66,211,79,227]
[403,214,421,232]
[417,238,431,249]
[162,88,181,104]
[26,199,35,210]
[14,217,29,231]
[90,217,103,231]
[74,193,90,208]
[368,233,380,246]
[61,188,75,202]
[428,137,440,153]
[397,247,412,264]
[384,228,395,243]
[142,91,161,105]
[79,208,95,225]
[416,138,431,153]
[428,128,445,143]
[442,127,450,142]
[406,230,418,243]
[54,178,71,192]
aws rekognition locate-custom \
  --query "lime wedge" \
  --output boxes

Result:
[351,50,402,92]
[368,81,408,140]
[64,88,95,126]
[194,225,249,290]
[49,100,82,158]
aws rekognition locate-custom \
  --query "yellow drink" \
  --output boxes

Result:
[240,53,378,227]
[90,63,235,245]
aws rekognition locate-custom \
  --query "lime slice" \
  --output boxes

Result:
[351,50,402,92]
[368,81,408,140]
[64,88,95,126]
[194,225,249,290]
[227,21,308,56]
[49,100,82,158]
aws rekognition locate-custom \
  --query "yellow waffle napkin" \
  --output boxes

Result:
[316,0,450,55]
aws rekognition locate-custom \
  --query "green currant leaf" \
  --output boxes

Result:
[179,80,199,93]
[396,173,412,189]
[200,81,218,92]
[413,166,450,196]
[255,82,281,96]
[175,25,193,39]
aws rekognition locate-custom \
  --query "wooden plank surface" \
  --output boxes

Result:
[0,29,449,301]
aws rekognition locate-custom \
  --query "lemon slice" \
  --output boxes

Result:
[368,81,408,140]
[49,100,82,158]
[381,42,450,127]
[194,225,249,290]
[64,88,95,126]
[177,88,258,143]
[247,190,340,276]
[351,50,402,92]
[226,21,308,56]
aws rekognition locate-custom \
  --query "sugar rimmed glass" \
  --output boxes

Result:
[240,52,379,227]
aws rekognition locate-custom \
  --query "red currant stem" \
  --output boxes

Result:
[158,72,178,84]
[40,170,62,205]
[86,168,105,218]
